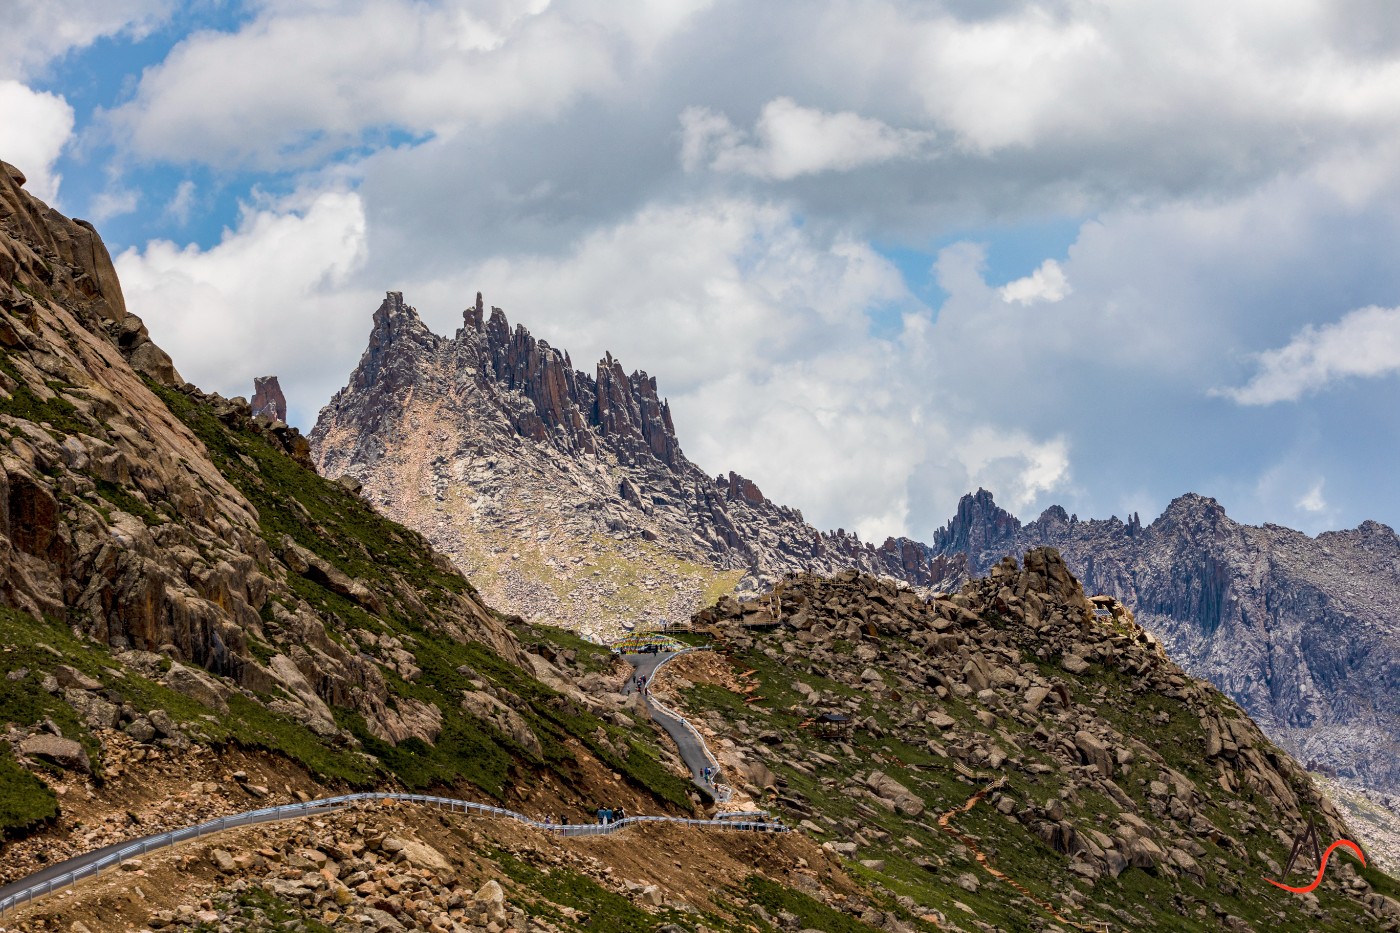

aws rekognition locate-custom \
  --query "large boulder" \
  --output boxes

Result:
[461,690,542,757]
[1075,730,1116,778]
[866,770,925,817]
[163,662,231,713]
[19,733,91,773]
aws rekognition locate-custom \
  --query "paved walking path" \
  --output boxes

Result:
[0,791,782,918]
[621,649,731,802]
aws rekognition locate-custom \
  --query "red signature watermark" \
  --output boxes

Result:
[1264,819,1366,895]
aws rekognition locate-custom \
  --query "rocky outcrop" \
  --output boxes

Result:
[250,375,287,422]
[0,158,523,751]
[312,293,963,637]
[928,488,1400,796]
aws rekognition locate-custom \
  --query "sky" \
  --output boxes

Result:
[4,0,1400,544]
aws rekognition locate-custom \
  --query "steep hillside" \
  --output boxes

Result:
[928,489,1400,796]
[310,293,962,639]
[0,157,700,852]
[668,549,1400,931]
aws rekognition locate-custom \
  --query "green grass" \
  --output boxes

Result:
[740,876,883,933]
[0,352,87,437]
[0,606,379,790]
[489,848,710,932]
[93,479,166,526]
[0,747,58,840]
[190,886,336,933]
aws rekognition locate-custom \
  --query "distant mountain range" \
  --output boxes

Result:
[311,292,1400,795]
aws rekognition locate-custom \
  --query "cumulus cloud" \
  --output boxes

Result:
[163,180,197,226]
[0,81,74,202]
[1219,304,1400,404]
[954,428,1071,511]
[115,188,373,425]
[89,187,139,223]
[0,0,171,80]
[109,0,713,169]
[680,98,935,180]
[998,258,1070,305]
[108,1,1400,212]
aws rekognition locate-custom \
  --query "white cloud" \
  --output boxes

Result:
[680,98,935,180]
[0,0,171,80]
[163,180,197,226]
[1219,304,1400,404]
[115,188,373,424]
[111,0,713,169]
[998,258,1070,306]
[954,427,1072,512]
[1298,480,1327,513]
[89,187,139,223]
[0,80,74,202]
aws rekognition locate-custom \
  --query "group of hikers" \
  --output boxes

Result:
[539,807,627,827]
[595,805,627,825]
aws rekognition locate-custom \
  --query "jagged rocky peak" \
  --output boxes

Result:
[932,486,1022,560]
[250,375,287,422]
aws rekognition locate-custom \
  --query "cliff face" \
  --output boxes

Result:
[310,293,963,638]
[930,489,1400,795]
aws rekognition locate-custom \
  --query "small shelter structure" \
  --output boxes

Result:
[813,712,853,740]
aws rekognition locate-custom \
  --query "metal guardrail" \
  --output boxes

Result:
[0,791,785,919]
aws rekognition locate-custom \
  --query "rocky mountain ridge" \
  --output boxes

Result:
[926,488,1400,797]
[310,292,962,639]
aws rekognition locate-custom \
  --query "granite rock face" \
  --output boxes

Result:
[311,293,964,638]
[928,488,1400,795]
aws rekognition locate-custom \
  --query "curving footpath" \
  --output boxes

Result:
[0,789,783,919]
[622,649,732,802]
